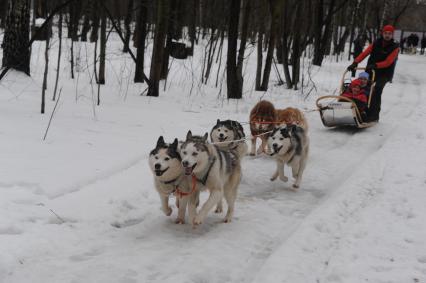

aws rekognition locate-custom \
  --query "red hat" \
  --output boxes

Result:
[382,25,395,33]
[350,79,362,87]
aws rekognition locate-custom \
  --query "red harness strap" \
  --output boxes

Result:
[174,175,197,198]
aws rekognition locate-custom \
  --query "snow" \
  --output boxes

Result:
[1,32,426,283]
[34,18,46,27]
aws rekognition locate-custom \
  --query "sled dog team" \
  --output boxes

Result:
[149,100,310,227]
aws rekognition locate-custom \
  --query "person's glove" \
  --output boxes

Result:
[347,62,358,71]
[365,63,377,71]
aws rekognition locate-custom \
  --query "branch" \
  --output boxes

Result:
[99,1,151,87]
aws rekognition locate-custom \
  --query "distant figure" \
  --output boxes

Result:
[407,33,419,54]
[421,36,426,55]
[400,37,406,54]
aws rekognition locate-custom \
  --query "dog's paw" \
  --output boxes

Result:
[280,176,289,182]
[193,216,203,226]
[163,207,172,216]
[215,207,223,213]
[175,218,185,224]
[270,175,278,181]
[292,184,300,189]
[249,152,256,156]
[223,217,232,223]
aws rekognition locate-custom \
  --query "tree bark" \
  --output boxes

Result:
[255,31,263,90]
[123,0,134,52]
[134,0,147,83]
[2,0,31,75]
[90,0,100,42]
[41,23,50,114]
[52,10,63,101]
[147,0,169,97]
[226,0,242,99]
[259,0,278,91]
[98,6,107,84]
[236,0,251,89]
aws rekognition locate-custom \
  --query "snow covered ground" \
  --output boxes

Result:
[1,34,426,283]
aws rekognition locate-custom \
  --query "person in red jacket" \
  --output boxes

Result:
[342,79,368,109]
[341,79,368,121]
[347,25,399,122]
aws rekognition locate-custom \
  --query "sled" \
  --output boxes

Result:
[316,68,377,128]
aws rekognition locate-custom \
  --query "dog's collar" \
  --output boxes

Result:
[194,156,216,185]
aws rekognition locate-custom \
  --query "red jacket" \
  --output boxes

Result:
[342,90,368,104]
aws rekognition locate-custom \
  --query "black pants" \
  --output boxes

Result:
[368,76,389,121]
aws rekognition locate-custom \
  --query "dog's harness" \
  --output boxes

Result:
[174,175,197,198]
[160,175,196,198]
[193,156,216,186]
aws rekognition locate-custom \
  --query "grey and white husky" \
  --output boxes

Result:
[210,119,248,158]
[149,136,199,224]
[180,130,242,226]
[268,125,309,189]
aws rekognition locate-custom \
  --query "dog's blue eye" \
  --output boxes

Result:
[165,157,170,161]
[192,152,198,156]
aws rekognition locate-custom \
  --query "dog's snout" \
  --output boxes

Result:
[219,133,224,138]
[154,163,161,170]
[182,160,189,167]
[273,143,278,149]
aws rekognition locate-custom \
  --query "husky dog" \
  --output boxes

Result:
[149,136,199,224]
[180,131,242,225]
[275,107,309,131]
[249,100,276,156]
[210,119,248,158]
[268,125,309,189]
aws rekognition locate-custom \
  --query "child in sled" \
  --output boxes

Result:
[358,71,371,94]
[341,79,368,120]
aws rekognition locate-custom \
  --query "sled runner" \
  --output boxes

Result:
[316,68,377,128]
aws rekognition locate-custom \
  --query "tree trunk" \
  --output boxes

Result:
[161,0,177,80]
[236,0,251,88]
[52,10,62,101]
[98,7,107,84]
[41,23,50,114]
[70,39,74,79]
[2,0,31,75]
[80,3,93,42]
[123,0,134,52]
[259,0,278,91]
[147,0,169,97]
[90,0,100,42]
[134,0,147,83]
[226,0,241,99]
[255,32,263,90]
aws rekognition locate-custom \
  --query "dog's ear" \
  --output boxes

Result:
[156,136,165,148]
[186,130,192,141]
[170,138,178,151]
[203,132,208,142]
[216,119,220,125]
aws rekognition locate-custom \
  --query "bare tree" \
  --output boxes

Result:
[2,0,31,75]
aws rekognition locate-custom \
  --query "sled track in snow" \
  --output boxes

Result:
[236,71,423,282]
